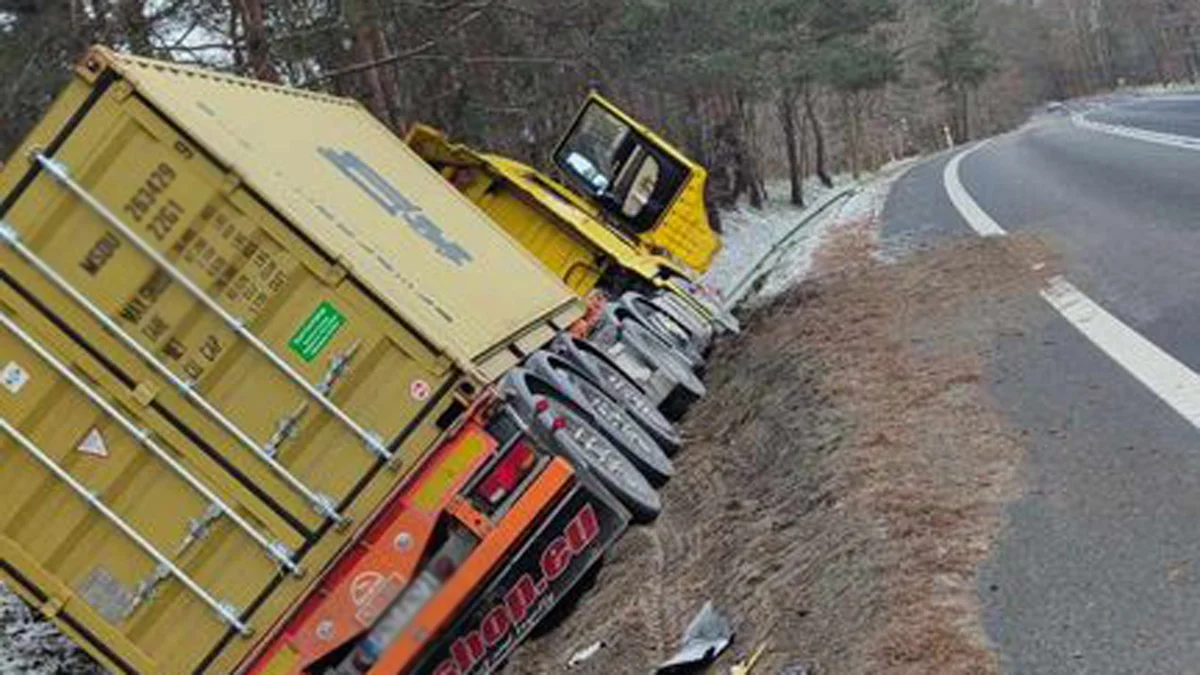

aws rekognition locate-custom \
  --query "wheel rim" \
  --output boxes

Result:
[637,300,695,349]
[625,322,704,393]
[542,397,659,508]
[585,353,673,431]
[657,294,711,333]
[561,370,673,478]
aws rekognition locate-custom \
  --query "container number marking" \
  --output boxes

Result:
[122,162,177,223]
[289,302,346,363]
[1,361,30,394]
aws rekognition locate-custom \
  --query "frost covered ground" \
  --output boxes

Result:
[0,585,100,674]
[701,178,845,297]
[705,162,918,308]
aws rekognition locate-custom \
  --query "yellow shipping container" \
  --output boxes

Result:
[0,47,582,673]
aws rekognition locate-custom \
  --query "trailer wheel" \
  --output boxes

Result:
[621,292,707,363]
[502,369,662,523]
[601,304,704,374]
[652,292,715,353]
[550,335,683,455]
[620,321,706,421]
[541,395,663,522]
[527,351,675,484]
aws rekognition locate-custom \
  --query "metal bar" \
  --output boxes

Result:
[0,310,304,574]
[34,154,393,462]
[0,418,252,635]
[723,186,858,311]
[0,223,343,524]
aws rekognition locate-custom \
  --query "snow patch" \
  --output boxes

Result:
[707,161,918,309]
[704,178,844,299]
[1,586,101,674]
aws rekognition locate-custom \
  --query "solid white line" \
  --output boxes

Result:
[1071,112,1200,152]
[943,145,1006,237]
[944,144,1200,429]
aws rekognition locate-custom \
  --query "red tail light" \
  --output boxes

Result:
[474,439,537,506]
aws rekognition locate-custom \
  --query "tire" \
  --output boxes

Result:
[549,335,683,455]
[619,320,706,421]
[501,369,662,523]
[618,294,705,370]
[652,292,714,353]
[527,351,675,484]
[622,292,708,357]
[660,282,741,335]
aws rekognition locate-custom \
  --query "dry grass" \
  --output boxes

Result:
[510,219,1049,674]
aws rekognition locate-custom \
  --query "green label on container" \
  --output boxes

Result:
[289,302,346,362]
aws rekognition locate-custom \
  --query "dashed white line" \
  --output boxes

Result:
[944,143,1200,429]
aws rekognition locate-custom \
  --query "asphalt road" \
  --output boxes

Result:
[882,96,1200,674]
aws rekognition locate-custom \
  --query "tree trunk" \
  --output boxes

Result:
[342,0,394,125]
[229,6,243,72]
[799,97,811,186]
[117,0,151,55]
[236,0,279,83]
[735,92,766,209]
[853,91,867,173]
[803,86,833,188]
[959,86,971,142]
[778,89,804,207]
[683,91,707,165]
[842,93,861,179]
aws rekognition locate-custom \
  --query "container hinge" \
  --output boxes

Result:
[314,493,342,522]
[268,541,298,573]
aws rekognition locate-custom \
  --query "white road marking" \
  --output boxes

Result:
[1071,112,1200,152]
[944,143,1200,429]
[942,145,1006,237]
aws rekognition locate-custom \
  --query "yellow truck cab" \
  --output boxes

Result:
[552,93,719,275]
[407,94,733,347]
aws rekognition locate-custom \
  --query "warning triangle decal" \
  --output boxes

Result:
[77,428,109,458]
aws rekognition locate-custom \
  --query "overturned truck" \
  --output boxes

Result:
[0,47,719,674]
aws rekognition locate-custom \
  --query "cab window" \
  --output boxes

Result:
[556,101,688,234]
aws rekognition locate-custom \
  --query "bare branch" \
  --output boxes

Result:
[304,3,493,84]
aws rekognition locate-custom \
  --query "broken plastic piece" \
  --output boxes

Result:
[567,639,607,668]
[730,641,768,675]
[656,601,734,673]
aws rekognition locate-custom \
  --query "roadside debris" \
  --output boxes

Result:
[566,640,607,668]
[656,601,735,673]
[730,642,768,675]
